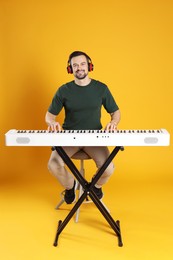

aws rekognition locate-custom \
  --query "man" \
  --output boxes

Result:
[45,51,121,204]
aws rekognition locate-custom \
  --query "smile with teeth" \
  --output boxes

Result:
[77,70,84,73]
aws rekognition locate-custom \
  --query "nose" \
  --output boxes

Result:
[77,64,82,70]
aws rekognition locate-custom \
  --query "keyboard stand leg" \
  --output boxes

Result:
[53,146,124,247]
[53,191,88,247]
[89,190,123,247]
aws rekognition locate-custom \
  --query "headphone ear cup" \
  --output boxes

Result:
[88,62,94,72]
[67,65,73,74]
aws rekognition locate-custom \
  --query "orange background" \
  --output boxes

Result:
[1,1,173,259]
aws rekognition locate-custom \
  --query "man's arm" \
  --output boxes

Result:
[105,109,121,131]
[45,111,61,131]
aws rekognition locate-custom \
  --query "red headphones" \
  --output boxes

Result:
[67,53,94,74]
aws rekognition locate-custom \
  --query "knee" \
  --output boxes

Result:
[47,159,53,172]
[105,162,115,177]
[47,159,54,173]
[47,157,64,173]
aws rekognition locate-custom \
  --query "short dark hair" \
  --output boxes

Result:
[68,51,92,65]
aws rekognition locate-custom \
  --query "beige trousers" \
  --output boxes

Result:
[48,146,115,189]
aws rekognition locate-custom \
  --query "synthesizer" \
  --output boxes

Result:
[5,129,170,147]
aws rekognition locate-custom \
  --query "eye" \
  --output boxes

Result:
[73,64,78,68]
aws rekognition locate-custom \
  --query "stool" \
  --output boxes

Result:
[55,150,109,222]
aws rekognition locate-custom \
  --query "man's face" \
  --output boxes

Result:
[71,55,89,80]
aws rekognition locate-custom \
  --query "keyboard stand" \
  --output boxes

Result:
[53,146,124,247]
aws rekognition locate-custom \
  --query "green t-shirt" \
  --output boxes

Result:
[48,79,119,130]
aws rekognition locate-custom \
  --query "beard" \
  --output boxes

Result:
[74,70,88,80]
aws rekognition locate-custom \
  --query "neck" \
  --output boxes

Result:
[74,76,91,86]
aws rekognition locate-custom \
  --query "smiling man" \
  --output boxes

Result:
[45,51,121,204]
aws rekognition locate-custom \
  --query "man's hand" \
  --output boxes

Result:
[105,110,121,131]
[47,122,61,132]
[105,121,118,131]
[45,111,61,131]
